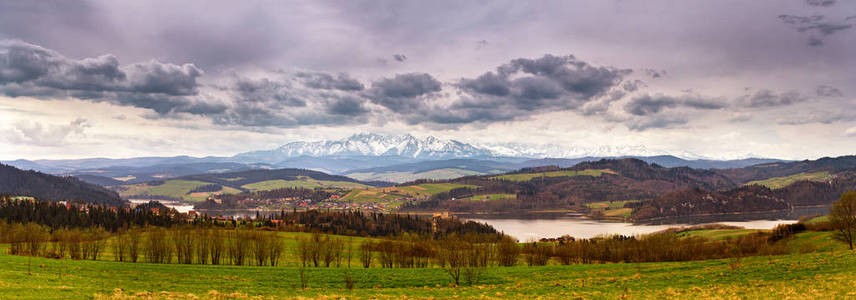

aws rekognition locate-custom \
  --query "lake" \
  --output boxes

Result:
[127,198,194,214]
[463,206,828,241]
[464,218,799,241]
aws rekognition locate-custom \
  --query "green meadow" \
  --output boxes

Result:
[746,171,832,190]
[1,244,855,299]
[118,180,242,202]
[491,169,616,182]
[241,177,369,191]
[340,183,476,204]
[1,229,855,299]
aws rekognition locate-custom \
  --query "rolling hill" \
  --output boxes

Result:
[402,158,741,212]
[115,168,389,202]
[344,159,516,183]
[0,163,124,206]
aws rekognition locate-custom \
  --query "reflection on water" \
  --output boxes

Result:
[127,199,194,214]
[466,218,799,241]
[464,206,827,241]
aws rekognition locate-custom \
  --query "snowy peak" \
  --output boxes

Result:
[236,133,494,162]
[233,133,705,164]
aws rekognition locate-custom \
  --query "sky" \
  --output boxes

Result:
[1,0,854,160]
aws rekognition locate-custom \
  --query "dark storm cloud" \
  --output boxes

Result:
[738,89,808,107]
[297,72,364,91]
[624,94,726,116]
[366,73,442,112]
[392,54,407,62]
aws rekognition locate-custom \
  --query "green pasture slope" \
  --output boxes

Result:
[491,169,616,182]
[119,180,241,202]
[340,183,476,203]
[746,171,832,189]
[1,231,856,299]
[241,177,369,191]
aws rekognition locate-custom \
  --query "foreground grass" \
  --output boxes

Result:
[2,246,855,299]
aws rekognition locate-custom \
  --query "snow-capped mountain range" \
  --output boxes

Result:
[235,133,687,163]
[235,133,494,162]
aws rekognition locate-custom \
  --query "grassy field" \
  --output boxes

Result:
[676,229,763,240]
[241,176,369,191]
[341,183,476,204]
[184,186,242,202]
[347,168,485,183]
[1,238,855,299]
[460,193,517,202]
[585,200,638,219]
[746,171,832,189]
[119,180,241,202]
[491,169,616,182]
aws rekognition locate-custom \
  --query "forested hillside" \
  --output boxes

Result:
[633,170,856,220]
[405,158,739,212]
[0,164,124,206]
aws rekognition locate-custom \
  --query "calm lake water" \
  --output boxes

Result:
[128,198,194,213]
[464,218,797,241]
[463,206,829,241]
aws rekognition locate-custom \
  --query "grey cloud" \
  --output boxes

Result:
[212,75,371,128]
[644,69,667,78]
[124,60,202,96]
[624,94,727,116]
[367,73,441,112]
[235,78,306,107]
[816,85,842,97]
[0,39,206,114]
[739,89,808,107]
[806,0,836,6]
[475,40,488,49]
[326,96,369,116]
[776,111,852,125]
[625,115,688,131]
[298,72,364,91]
[778,14,854,46]
[460,72,510,96]
[392,54,407,62]
[504,55,630,99]
[621,80,645,92]
[446,54,630,124]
